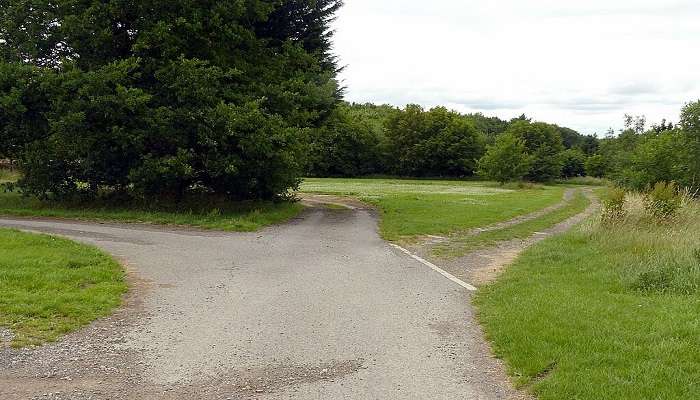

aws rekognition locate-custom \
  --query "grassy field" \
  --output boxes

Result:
[0,191,303,231]
[474,194,700,399]
[301,178,566,240]
[0,229,127,347]
[433,189,591,258]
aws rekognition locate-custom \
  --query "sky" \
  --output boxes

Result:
[331,0,700,135]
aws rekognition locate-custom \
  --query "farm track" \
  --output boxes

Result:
[419,188,600,287]
[0,189,597,400]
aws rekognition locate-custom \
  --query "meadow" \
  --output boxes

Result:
[300,178,566,241]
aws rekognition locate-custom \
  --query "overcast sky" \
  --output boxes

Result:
[332,0,700,135]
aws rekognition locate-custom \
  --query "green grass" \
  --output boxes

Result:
[0,229,127,347]
[0,191,303,231]
[474,196,700,400]
[0,168,20,183]
[433,189,591,257]
[300,178,566,241]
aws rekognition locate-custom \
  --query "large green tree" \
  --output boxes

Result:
[477,133,532,184]
[384,105,485,177]
[505,121,564,182]
[0,0,342,200]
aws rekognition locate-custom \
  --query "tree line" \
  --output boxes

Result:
[308,101,700,191]
[308,103,599,183]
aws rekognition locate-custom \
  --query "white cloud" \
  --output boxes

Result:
[332,0,700,134]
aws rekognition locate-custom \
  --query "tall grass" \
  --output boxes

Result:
[475,190,700,399]
[593,190,700,295]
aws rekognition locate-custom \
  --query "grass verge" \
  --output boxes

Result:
[433,190,591,258]
[474,196,700,400]
[301,178,565,241]
[0,229,127,347]
[0,191,303,232]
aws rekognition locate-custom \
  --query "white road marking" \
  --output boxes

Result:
[389,244,477,291]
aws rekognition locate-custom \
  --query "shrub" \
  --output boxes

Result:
[601,187,627,224]
[645,181,682,220]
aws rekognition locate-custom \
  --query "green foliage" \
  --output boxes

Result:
[384,105,485,177]
[680,100,700,186]
[308,105,383,176]
[560,148,586,178]
[597,103,700,191]
[0,0,341,201]
[506,121,564,182]
[477,133,532,184]
[584,154,607,178]
[609,129,688,190]
[645,181,682,220]
[601,187,627,224]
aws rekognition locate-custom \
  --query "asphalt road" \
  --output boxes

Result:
[0,205,525,399]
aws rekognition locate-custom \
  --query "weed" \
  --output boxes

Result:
[644,181,681,221]
[601,187,626,224]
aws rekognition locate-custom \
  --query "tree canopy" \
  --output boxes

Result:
[1,0,343,200]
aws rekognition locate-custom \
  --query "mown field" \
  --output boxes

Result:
[0,229,127,347]
[301,178,566,241]
[475,193,700,400]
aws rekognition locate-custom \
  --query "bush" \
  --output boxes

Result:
[645,181,682,220]
[601,187,627,224]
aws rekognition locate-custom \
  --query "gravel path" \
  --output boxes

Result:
[0,204,531,400]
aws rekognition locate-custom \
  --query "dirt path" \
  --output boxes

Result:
[1,205,529,400]
[427,189,600,287]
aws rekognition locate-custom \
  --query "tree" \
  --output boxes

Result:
[585,154,607,178]
[505,121,564,182]
[0,0,342,200]
[680,100,700,187]
[622,130,688,190]
[478,133,532,184]
[384,106,485,176]
[308,105,383,177]
[560,149,586,178]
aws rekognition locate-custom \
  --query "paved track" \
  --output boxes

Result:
[0,205,525,399]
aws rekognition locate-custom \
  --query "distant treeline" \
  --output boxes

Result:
[308,102,599,182]
[309,101,700,190]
